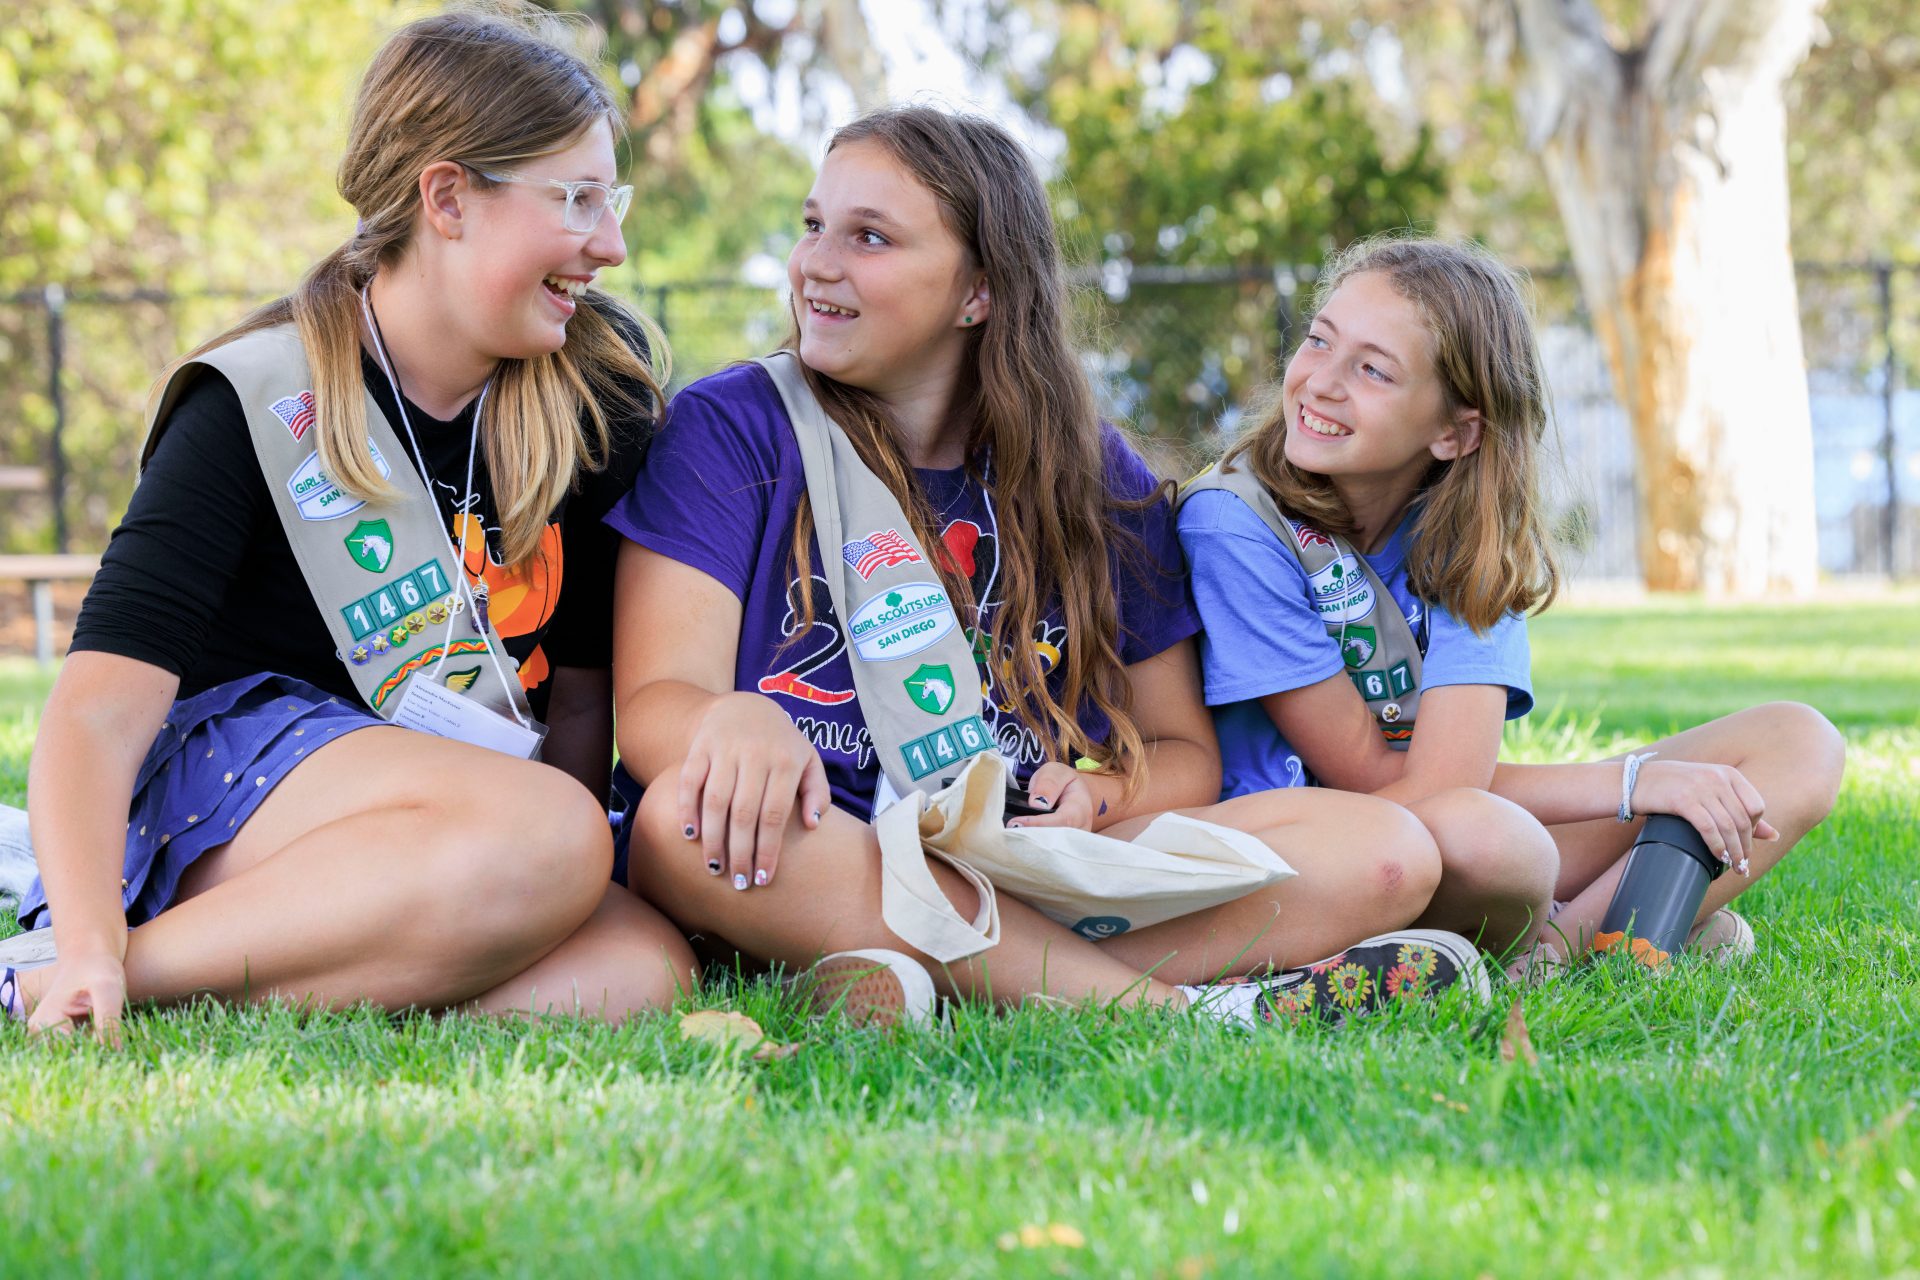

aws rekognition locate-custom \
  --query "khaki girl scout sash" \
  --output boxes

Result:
[755,352,1002,798]
[756,351,1002,961]
[142,325,541,755]
[1180,460,1423,747]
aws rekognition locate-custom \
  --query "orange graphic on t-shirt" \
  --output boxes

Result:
[451,513,564,690]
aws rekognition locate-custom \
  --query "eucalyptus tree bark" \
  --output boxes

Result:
[814,0,890,112]
[1484,0,1824,593]
[622,0,888,169]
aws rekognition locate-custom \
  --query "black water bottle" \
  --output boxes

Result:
[1594,814,1727,967]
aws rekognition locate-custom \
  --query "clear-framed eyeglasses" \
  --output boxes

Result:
[473,167,634,234]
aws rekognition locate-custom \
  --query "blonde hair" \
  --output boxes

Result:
[1224,234,1559,630]
[157,2,665,567]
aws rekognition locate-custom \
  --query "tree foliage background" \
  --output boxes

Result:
[1,0,1914,552]
[0,0,394,548]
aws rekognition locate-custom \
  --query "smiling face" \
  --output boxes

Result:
[1281,269,1479,487]
[441,117,628,360]
[786,140,985,399]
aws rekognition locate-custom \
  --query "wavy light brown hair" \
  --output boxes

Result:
[155,1,665,568]
[784,106,1153,783]
[1224,235,1559,630]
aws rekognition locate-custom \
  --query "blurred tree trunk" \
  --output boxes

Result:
[815,0,890,111]
[605,0,887,168]
[1484,0,1824,594]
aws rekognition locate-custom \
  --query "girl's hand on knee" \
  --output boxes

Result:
[677,692,830,891]
[26,951,128,1046]
[1007,762,1097,832]
[1634,760,1775,874]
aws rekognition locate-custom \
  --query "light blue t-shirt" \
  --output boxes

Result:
[1177,488,1534,799]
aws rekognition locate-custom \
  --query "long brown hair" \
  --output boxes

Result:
[154,1,665,567]
[784,106,1150,783]
[1223,234,1559,630]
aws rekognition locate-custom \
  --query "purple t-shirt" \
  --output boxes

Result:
[607,362,1200,820]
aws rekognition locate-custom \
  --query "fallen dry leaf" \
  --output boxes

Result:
[1499,997,1539,1067]
[1841,1102,1914,1159]
[996,1223,1086,1250]
[679,1009,764,1047]
[678,1010,801,1062]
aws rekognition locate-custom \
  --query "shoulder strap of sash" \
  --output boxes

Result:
[755,352,999,798]
[144,326,536,732]
[1179,459,1425,745]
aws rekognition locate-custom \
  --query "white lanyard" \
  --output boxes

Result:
[357,287,532,730]
[975,451,1002,631]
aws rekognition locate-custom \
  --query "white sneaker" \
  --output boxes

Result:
[1179,970,1316,1027]
[1686,909,1755,966]
[0,928,57,971]
[802,949,937,1029]
[1503,937,1569,987]
[1,928,57,1022]
[1185,928,1490,1026]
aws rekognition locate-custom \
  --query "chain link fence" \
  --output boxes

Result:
[4,264,1915,580]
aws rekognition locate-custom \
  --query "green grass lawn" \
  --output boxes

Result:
[3,599,1917,1278]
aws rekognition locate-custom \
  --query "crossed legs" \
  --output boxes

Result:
[629,775,1444,997]
[1540,702,1845,959]
[18,727,697,1024]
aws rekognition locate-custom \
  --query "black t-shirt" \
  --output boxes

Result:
[72,319,654,721]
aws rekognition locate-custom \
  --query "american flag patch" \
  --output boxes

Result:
[268,391,317,442]
[841,528,922,580]
[1292,520,1333,550]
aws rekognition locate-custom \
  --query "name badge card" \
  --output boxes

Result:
[392,677,546,759]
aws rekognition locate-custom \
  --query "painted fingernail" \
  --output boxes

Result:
[811,809,822,823]
[1033,795,1050,808]
[683,824,697,839]
[754,869,769,886]
[1738,858,1751,876]
[1098,800,1108,817]
[707,860,722,875]
[733,873,748,891]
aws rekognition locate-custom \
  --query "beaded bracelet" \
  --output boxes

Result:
[1618,750,1658,823]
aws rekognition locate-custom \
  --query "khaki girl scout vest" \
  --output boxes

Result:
[755,352,1002,798]
[142,325,538,746]
[1179,459,1423,747]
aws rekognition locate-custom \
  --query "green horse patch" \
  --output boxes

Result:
[345,519,395,574]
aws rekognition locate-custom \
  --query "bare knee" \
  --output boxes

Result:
[1418,788,1559,903]
[451,765,611,933]
[1356,799,1443,919]
[631,771,704,891]
[1754,701,1846,823]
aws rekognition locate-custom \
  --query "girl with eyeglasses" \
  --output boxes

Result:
[1,3,697,1034]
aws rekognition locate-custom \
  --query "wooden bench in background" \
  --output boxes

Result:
[0,555,99,667]
[0,466,50,495]
[0,466,99,666]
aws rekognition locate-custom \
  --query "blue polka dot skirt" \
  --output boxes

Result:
[18,673,384,931]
